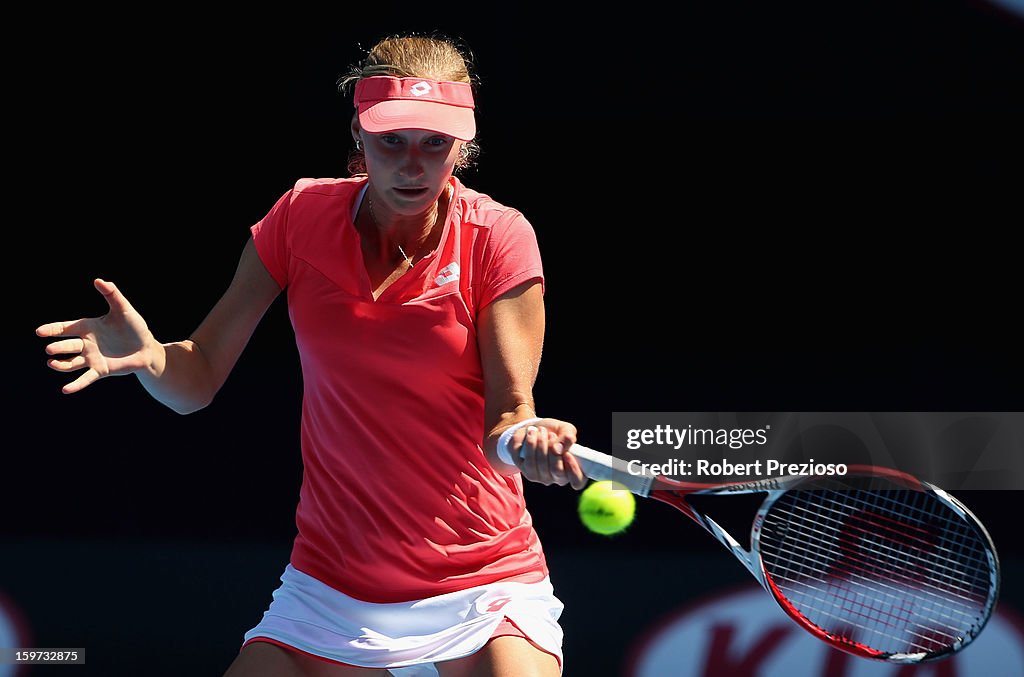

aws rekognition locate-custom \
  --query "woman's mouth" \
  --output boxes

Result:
[393,186,430,198]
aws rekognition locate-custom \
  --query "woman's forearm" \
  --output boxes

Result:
[135,339,216,415]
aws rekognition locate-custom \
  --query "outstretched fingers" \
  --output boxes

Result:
[94,278,135,315]
[60,369,101,395]
[47,355,87,372]
[44,338,86,356]
[35,278,138,395]
[35,319,87,339]
[34,279,129,339]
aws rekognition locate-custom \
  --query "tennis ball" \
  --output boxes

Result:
[578,480,636,536]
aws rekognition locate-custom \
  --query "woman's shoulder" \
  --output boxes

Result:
[291,176,367,198]
[455,178,526,230]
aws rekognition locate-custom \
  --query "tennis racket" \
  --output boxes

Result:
[498,421,1000,664]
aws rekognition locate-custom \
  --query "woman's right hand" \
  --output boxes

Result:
[36,278,163,394]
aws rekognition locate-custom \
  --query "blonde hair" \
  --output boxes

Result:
[338,34,481,175]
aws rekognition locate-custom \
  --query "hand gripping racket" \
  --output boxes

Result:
[498,421,1000,664]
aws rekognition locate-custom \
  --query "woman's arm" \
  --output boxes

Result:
[478,280,586,489]
[141,238,283,413]
[38,238,282,414]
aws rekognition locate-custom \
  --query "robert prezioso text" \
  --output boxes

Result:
[626,458,847,478]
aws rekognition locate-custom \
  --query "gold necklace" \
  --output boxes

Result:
[366,186,450,267]
[366,194,414,267]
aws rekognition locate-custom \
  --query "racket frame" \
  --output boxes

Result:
[496,421,1000,663]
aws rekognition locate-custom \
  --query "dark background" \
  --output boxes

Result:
[8,2,1024,675]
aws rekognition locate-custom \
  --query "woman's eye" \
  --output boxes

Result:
[427,137,451,147]
[381,135,400,145]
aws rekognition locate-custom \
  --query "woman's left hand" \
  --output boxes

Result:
[507,418,588,490]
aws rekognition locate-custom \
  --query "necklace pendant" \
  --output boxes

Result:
[397,244,413,267]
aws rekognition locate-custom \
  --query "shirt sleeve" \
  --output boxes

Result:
[249,188,294,289]
[477,211,545,310]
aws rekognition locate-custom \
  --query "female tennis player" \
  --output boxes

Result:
[36,34,586,676]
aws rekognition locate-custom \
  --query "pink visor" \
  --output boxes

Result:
[354,76,476,141]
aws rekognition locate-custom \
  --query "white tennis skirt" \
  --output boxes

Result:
[242,564,564,676]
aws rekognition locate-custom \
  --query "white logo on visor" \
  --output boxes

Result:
[411,81,432,96]
[435,263,460,286]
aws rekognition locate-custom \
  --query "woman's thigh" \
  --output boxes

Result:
[435,636,560,677]
[222,641,391,677]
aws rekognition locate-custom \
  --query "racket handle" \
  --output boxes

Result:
[496,419,655,496]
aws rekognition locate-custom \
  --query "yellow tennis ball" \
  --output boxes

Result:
[578,480,636,536]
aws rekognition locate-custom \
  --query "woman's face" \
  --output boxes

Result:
[359,128,462,216]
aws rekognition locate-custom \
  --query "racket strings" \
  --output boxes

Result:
[764,517,985,619]
[765,548,975,649]
[768,489,991,603]
[759,485,995,658]
[765,488,991,652]
[772,496,990,602]
[814,488,993,569]
[770,488,990,631]
[764,534,978,650]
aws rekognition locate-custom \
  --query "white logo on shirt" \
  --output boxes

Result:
[411,81,432,96]
[434,263,460,287]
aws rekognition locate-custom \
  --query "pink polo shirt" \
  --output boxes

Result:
[250,175,548,603]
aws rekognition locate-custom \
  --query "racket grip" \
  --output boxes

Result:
[564,443,655,496]
[496,419,654,496]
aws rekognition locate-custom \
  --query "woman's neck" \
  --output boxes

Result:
[358,183,451,266]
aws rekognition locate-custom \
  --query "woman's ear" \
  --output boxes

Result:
[351,113,362,146]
